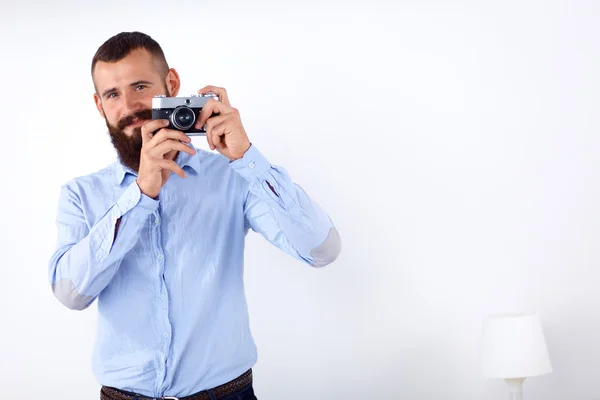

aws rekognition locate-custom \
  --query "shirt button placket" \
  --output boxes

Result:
[153,209,170,390]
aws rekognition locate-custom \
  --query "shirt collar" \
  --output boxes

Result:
[114,143,199,185]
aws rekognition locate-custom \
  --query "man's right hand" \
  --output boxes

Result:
[136,119,196,199]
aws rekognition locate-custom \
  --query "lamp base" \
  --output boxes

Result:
[504,377,526,400]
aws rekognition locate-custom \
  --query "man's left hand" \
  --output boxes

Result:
[195,85,251,161]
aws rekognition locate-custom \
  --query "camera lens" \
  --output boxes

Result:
[171,106,196,130]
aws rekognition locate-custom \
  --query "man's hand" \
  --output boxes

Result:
[136,119,196,199]
[196,85,251,161]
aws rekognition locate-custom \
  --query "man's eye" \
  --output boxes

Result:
[135,85,146,91]
[107,93,117,99]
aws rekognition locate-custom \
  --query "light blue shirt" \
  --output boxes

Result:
[48,143,341,398]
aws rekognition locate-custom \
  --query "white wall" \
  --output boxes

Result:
[1,0,599,398]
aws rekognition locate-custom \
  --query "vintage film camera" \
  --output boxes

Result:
[151,92,219,135]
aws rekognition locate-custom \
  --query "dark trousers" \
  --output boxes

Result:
[212,384,257,400]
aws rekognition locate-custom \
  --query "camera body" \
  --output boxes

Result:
[151,92,219,135]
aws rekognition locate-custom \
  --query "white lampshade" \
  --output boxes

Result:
[481,313,552,379]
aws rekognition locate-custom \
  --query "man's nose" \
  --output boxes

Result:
[122,94,143,116]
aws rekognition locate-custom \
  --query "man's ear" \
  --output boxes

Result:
[165,68,181,97]
[93,93,105,118]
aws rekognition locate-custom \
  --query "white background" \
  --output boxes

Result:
[1,0,599,399]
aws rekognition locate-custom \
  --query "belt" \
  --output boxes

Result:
[100,369,253,400]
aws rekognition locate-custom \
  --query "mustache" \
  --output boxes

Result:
[118,109,153,130]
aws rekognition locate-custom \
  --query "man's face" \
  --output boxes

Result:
[92,48,171,171]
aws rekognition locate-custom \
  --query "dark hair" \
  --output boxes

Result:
[91,31,169,83]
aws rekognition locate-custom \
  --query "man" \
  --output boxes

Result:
[48,31,341,400]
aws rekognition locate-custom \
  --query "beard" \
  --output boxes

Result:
[106,108,153,172]
[106,86,170,172]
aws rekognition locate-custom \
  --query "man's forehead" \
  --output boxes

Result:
[93,49,158,90]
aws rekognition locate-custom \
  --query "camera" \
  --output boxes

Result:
[151,92,219,135]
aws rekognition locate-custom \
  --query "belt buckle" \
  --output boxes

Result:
[161,397,179,400]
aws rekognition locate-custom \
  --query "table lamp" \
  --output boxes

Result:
[480,313,553,400]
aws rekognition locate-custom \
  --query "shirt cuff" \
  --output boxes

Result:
[116,180,159,221]
[229,144,271,182]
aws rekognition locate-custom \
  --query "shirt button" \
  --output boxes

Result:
[157,254,163,260]
[154,217,160,225]
[248,162,255,169]
[164,332,168,338]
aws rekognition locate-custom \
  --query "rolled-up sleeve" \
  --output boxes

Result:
[231,144,341,267]
[48,180,158,310]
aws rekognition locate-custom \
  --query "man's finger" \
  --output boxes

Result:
[206,124,215,150]
[151,139,197,157]
[198,85,230,106]
[204,113,229,135]
[159,159,187,179]
[149,128,191,148]
[141,119,170,144]
[196,99,232,131]
[209,121,230,150]
[205,115,229,151]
